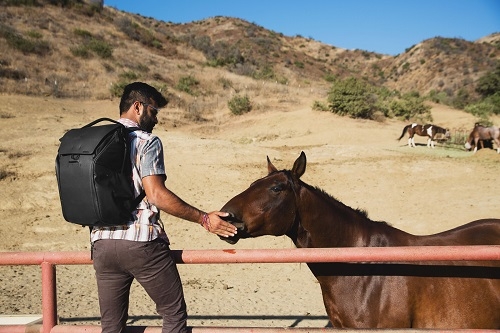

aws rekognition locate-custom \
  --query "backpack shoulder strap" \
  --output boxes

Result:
[132,191,146,208]
[124,125,146,206]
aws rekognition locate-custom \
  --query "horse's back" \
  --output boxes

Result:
[410,219,500,247]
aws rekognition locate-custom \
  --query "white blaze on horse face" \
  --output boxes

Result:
[465,142,471,150]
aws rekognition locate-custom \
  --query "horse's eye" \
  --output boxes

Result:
[270,184,284,193]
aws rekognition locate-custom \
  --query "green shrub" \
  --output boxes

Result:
[294,61,304,69]
[428,89,451,104]
[116,17,158,47]
[71,28,113,59]
[312,100,329,111]
[324,73,337,83]
[389,92,432,121]
[253,65,275,80]
[228,94,252,115]
[109,81,129,98]
[476,63,500,97]
[176,75,199,95]
[88,39,112,58]
[327,77,375,119]
[73,28,93,39]
[26,30,42,39]
[464,93,500,123]
[70,45,91,58]
[119,71,138,81]
[218,77,233,90]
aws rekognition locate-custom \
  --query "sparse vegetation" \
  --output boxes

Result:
[0,24,50,56]
[0,2,498,121]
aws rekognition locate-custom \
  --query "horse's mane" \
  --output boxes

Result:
[298,179,370,220]
[305,181,393,227]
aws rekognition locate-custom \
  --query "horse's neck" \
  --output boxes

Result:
[293,185,373,248]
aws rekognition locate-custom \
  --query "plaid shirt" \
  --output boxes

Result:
[91,118,169,243]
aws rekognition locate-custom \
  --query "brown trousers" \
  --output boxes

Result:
[92,238,187,333]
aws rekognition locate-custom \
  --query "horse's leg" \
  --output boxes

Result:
[427,137,434,148]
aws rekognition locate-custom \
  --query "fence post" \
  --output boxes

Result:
[41,262,57,333]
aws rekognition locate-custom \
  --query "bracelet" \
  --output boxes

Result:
[201,213,211,231]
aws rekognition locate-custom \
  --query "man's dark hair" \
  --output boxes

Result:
[119,82,168,115]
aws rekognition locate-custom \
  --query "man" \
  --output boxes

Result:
[91,82,237,333]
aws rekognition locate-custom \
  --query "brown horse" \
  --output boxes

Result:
[465,123,500,153]
[220,152,500,329]
[397,123,450,148]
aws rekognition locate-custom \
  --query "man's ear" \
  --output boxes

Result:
[134,101,142,115]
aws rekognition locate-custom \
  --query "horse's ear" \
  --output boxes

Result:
[267,156,278,174]
[292,151,306,179]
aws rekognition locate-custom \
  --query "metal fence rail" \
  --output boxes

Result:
[1,246,499,333]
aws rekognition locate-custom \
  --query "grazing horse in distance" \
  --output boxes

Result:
[398,123,450,148]
[220,152,500,329]
[465,123,500,153]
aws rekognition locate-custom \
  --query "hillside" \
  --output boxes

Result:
[0,1,499,121]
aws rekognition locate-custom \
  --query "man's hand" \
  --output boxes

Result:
[205,211,237,237]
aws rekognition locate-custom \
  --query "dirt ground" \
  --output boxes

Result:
[0,92,499,328]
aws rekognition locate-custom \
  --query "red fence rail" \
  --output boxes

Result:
[1,246,499,333]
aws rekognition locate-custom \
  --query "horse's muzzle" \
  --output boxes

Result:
[219,212,247,244]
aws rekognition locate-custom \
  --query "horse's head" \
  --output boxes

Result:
[444,128,451,140]
[219,151,307,244]
[465,127,478,150]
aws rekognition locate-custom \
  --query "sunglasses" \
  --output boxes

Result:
[141,102,160,114]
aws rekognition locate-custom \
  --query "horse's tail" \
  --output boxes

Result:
[397,125,411,141]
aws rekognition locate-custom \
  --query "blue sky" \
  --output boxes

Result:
[104,0,500,55]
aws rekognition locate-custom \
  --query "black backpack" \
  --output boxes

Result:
[55,118,145,227]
